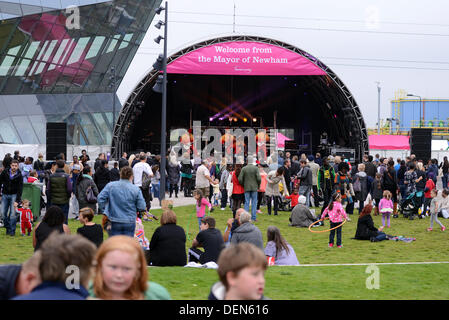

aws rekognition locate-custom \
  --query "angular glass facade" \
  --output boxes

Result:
[0,0,160,146]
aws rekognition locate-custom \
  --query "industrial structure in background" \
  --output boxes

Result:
[368,89,449,138]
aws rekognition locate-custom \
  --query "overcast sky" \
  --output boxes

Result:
[117,0,448,128]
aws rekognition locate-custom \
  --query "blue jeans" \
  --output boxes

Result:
[54,203,69,225]
[299,186,311,207]
[2,194,17,235]
[329,221,342,246]
[110,222,136,237]
[244,191,258,221]
[198,217,203,232]
[152,183,160,199]
[442,174,448,189]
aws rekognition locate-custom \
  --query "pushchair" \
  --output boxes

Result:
[277,195,291,211]
[399,190,425,220]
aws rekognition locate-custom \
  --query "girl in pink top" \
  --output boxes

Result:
[321,193,348,248]
[194,189,212,231]
[379,190,394,228]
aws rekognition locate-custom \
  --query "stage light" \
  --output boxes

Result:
[253,118,257,122]
[229,117,232,121]
[152,54,164,71]
[243,118,247,122]
[233,118,238,122]
[152,75,163,93]
[155,20,165,29]
[154,35,164,44]
[155,6,165,14]
[209,117,213,122]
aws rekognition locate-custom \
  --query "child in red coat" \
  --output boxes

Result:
[285,188,300,209]
[423,177,435,216]
[15,199,33,236]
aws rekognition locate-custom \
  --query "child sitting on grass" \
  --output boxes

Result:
[428,188,446,232]
[77,207,103,247]
[379,190,394,228]
[321,193,348,248]
[208,242,269,300]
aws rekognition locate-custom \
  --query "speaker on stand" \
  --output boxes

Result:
[46,122,67,161]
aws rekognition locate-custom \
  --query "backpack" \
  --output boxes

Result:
[353,175,361,192]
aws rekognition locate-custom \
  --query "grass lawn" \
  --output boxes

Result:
[1,204,448,299]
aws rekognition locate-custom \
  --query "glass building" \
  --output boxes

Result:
[0,0,161,146]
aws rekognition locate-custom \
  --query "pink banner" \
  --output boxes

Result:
[167,41,326,76]
[369,135,410,150]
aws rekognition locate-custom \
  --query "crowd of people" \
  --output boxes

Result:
[0,148,448,300]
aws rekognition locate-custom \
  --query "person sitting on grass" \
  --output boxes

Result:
[354,200,388,242]
[0,251,41,300]
[148,210,187,267]
[264,226,299,266]
[289,195,322,228]
[90,235,171,300]
[208,242,269,300]
[13,233,96,300]
[230,210,264,250]
[33,205,71,252]
[223,208,243,244]
[76,207,104,248]
[188,216,224,264]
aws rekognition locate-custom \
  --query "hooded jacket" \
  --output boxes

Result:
[230,222,264,250]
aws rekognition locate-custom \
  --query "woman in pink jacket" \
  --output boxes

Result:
[321,193,348,248]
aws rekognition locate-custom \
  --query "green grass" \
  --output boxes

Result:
[1,205,449,299]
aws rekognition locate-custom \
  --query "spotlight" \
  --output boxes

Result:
[154,35,164,44]
[153,54,164,71]
[152,75,163,93]
[209,117,213,122]
[233,118,238,122]
[155,6,165,14]
[155,20,164,29]
[229,117,232,122]
[243,118,247,122]
[253,118,257,122]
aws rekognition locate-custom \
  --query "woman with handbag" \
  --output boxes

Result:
[76,166,99,215]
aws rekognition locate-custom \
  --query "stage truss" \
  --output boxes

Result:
[112,35,368,161]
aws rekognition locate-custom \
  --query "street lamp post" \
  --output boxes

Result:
[407,93,422,128]
[376,82,381,134]
[109,66,117,159]
[153,2,168,201]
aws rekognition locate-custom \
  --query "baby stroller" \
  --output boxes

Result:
[277,195,291,211]
[399,190,424,220]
